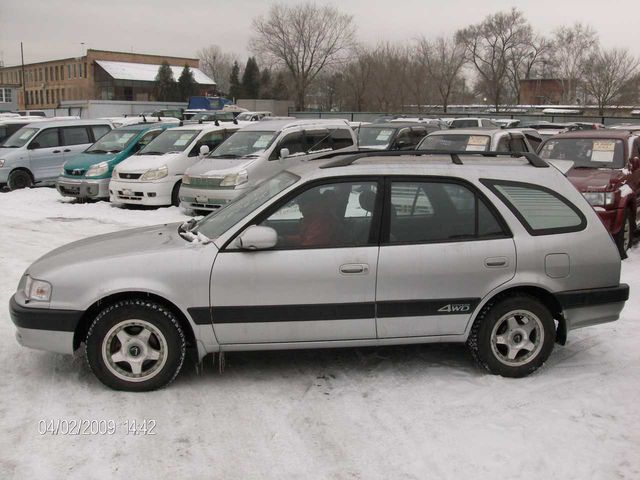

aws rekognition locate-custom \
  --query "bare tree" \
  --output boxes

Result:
[582,48,639,115]
[505,34,553,104]
[417,36,466,112]
[197,45,238,96]
[250,2,356,110]
[550,23,599,103]
[456,8,531,111]
[338,45,373,111]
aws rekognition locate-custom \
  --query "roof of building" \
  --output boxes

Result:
[95,60,215,85]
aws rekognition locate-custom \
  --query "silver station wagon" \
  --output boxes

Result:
[10,150,629,391]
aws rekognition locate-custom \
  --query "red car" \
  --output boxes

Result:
[538,130,640,258]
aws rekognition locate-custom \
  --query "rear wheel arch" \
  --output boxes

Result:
[74,291,197,351]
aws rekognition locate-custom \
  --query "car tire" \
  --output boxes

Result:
[85,299,186,391]
[7,169,33,190]
[171,181,181,207]
[614,210,633,260]
[467,295,555,378]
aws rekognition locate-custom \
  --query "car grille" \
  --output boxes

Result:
[118,172,142,180]
[187,176,224,188]
[65,169,86,176]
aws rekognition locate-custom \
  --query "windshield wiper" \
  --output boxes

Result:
[88,149,107,154]
[178,219,211,244]
[142,151,165,156]
[211,154,241,158]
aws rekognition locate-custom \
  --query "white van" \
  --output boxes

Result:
[179,119,357,212]
[109,123,244,206]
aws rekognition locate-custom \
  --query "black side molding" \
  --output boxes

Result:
[9,295,83,332]
[557,284,630,309]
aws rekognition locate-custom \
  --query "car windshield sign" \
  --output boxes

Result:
[2,127,38,148]
[420,134,490,152]
[194,172,299,239]
[210,131,277,158]
[358,127,395,149]
[139,130,198,154]
[539,138,625,168]
[87,130,138,154]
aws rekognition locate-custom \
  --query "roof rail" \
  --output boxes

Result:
[318,149,549,169]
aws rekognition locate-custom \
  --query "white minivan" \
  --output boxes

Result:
[179,119,357,212]
[109,123,244,207]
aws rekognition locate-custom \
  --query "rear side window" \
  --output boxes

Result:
[330,128,354,150]
[482,180,586,235]
[92,125,111,140]
[62,127,90,146]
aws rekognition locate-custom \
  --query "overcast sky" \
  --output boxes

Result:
[1,0,639,68]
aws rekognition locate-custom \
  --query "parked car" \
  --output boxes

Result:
[100,116,180,128]
[15,109,47,117]
[538,130,640,257]
[235,111,272,122]
[179,119,357,212]
[56,123,176,200]
[357,122,433,151]
[608,123,640,134]
[389,117,449,129]
[0,118,46,144]
[0,119,112,190]
[418,128,535,153]
[522,121,577,140]
[10,150,629,390]
[493,119,521,128]
[449,117,498,129]
[184,111,237,124]
[109,123,242,207]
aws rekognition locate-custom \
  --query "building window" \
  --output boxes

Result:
[61,88,65,101]
[78,63,82,78]
[5,89,12,103]
[73,64,77,78]
[67,64,71,79]
[38,68,42,81]
[84,62,87,78]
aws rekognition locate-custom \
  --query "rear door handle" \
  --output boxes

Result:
[485,257,509,268]
[63,149,71,152]
[53,150,61,153]
[339,263,369,275]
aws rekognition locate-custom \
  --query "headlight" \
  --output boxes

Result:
[141,165,168,181]
[0,159,5,167]
[23,276,52,302]
[86,162,109,177]
[220,170,248,187]
[583,191,615,206]
[112,168,118,179]
[182,175,191,185]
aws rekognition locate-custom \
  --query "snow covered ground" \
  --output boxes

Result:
[0,187,639,479]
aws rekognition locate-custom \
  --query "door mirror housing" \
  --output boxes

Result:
[237,225,277,250]
[279,147,290,159]
[199,145,210,157]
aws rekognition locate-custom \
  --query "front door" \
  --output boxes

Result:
[27,127,62,181]
[375,178,516,338]
[210,179,382,344]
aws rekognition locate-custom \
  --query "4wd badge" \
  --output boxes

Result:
[437,304,471,313]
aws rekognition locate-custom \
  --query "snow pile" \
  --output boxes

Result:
[0,187,638,479]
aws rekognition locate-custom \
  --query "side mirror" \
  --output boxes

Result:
[236,225,277,250]
[631,157,640,170]
[395,140,411,150]
[199,145,210,157]
[279,147,290,159]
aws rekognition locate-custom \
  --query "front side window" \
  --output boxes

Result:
[388,180,506,244]
[91,125,111,141]
[139,129,199,155]
[274,132,306,158]
[260,181,379,249]
[482,180,586,235]
[3,127,39,148]
[189,131,225,156]
[330,128,354,149]
[210,131,277,159]
[62,127,90,146]
[419,134,490,152]
[87,130,139,154]
[31,128,60,149]
[538,138,625,168]
[305,130,332,153]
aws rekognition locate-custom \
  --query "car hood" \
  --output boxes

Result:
[186,158,256,176]
[27,223,213,279]
[64,152,120,170]
[566,167,626,192]
[117,152,182,172]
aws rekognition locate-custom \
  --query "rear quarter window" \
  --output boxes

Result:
[481,179,586,235]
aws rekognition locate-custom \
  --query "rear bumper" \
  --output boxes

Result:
[594,207,626,235]
[56,177,109,199]
[9,295,82,354]
[558,284,629,331]
[179,184,244,212]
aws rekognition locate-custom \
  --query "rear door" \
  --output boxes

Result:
[375,177,516,338]
[27,127,62,181]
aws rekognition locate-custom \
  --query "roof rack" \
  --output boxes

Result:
[318,149,549,169]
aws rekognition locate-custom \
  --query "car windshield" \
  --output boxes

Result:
[450,119,479,128]
[419,134,491,152]
[357,126,396,149]
[139,130,198,155]
[194,171,299,239]
[209,131,277,158]
[1,127,38,148]
[538,138,625,168]
[192,111,235,122]
[86,130,138,154]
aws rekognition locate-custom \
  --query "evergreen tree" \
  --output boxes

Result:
[259,68,272,99]
[153,62,177,101]
[177,64,197,101]
[228,61,243,100]
[241,57,261,99]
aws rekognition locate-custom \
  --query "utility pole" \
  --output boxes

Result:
[21,42,28,109]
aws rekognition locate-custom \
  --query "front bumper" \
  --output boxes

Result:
[9,294,82,354]
[558,284,629,331]
[109,177,176,206]
[594,207,626,235]
[56,176,110,199]
[179,184,244,211]
[0,166,11,184]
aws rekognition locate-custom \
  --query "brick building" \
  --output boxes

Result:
[0,49,216,110]
[520,78,577,105]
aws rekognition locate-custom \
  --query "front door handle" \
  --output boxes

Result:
[52,150,61,153]
[485,257,509,268]
[339,263,369,275]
